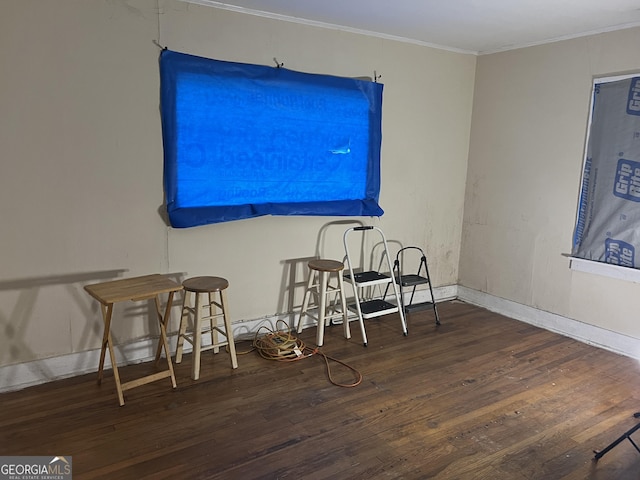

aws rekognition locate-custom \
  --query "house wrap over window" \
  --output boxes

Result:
[573,75,640,269]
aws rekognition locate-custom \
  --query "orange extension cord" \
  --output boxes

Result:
[251,320,363,388]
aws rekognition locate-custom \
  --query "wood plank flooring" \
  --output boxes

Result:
[1,300,640,479]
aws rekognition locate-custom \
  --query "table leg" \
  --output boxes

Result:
[98,303,125,406]
[154,296,164,363]
[97,303,111,384]
[155,292,177,388]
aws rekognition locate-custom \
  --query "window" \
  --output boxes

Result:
[572,74,640,271]
[159,49,384,228]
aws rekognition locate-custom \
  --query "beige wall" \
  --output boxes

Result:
[460,27,640,340]
[159,1,475,320]
[0,0,475,372]
[1,0,167,368]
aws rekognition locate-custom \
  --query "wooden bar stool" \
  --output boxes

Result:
[296,259,350,346]
[175,276,238,380]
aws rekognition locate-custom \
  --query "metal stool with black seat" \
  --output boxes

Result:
[175,276,238,380]
[296,259,350,347]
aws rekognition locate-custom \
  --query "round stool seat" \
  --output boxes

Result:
[308,259,344,273]
[183,276,229,293]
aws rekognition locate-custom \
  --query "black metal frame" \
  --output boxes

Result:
[593,412,640,461]
[385,246,440,325]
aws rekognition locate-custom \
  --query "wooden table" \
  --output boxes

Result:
[84,274,183,406]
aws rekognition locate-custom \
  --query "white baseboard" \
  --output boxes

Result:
[8,283,636,393]
[457,286,640,361]
[0,315,294,394]
[0,283,459,393]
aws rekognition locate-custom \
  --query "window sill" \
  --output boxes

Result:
[569,257,640,283]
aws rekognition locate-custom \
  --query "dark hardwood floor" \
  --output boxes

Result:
[2,300,640,479]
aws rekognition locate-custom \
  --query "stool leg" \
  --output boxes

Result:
[192,292,203,380]
[219,289,238,369]
[209,291,220,354]
[316,270,328,346]
[297,269,315,334]
[175,290,192,364]
[337,272,351,340]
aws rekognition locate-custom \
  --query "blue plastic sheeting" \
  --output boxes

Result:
[573,76,640,269]
[160,49,384,228]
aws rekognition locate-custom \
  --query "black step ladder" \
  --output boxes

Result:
[343,226,407,346]
[387,246,440,325]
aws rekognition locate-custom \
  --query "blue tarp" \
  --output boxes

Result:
[160,49,384,228]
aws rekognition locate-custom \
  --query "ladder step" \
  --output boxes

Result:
[404,301,435,313]
[344,270,391,286]
[349,299,398,319]
[395,274,430,287]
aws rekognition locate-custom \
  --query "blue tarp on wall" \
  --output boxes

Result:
[160,49,384,228]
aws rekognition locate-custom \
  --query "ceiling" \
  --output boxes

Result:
[187,0,640,54]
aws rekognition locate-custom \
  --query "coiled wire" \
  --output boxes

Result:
[252,320,362,388]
